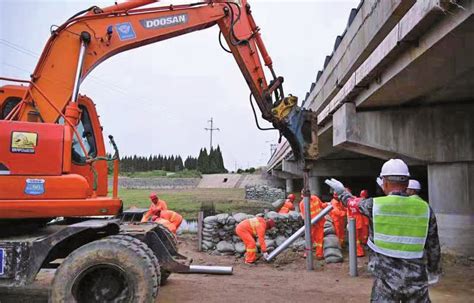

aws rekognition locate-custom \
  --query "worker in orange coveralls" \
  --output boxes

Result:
[299,192,328,259]
[359,190,370,245]
[154,217,177,234]
[279,194,296,214]
[329,192,347,247]
[235,217,275,264]
[347,191,366,257]
[141,192,168,223]
[153,209,183,234]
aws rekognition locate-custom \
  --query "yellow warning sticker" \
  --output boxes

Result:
[11,132,37,154]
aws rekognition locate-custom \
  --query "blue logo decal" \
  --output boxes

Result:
[116,22,136,41]
[24,179,45,195]
[0,248,4,276]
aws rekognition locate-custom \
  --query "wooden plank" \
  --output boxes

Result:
[197,211,204,252]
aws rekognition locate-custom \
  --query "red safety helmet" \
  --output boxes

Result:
[266,219,276,230]
[149,192,158,201]
[287,193,296,201]
[360,190,369,199]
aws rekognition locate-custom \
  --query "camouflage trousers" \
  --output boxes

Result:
[370,278,431,303]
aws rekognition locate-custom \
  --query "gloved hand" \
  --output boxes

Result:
[263,252,269,260]
[427,272,440,285]
[324,178,346,196]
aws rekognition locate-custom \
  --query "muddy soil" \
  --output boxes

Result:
[1,234,472,303]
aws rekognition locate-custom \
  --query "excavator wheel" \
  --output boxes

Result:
[50,235,159,303]
[158,226,178,285]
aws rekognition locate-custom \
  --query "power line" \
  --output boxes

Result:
[0,37,169,110]
[204,117,220,151]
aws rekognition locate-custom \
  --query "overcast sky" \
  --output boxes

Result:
[0,0,359,171]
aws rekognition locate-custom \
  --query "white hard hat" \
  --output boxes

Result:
[376,177,383,189]
[408,179,421,190]
[380,159,410,181]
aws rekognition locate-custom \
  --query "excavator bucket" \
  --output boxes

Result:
[271,96,318,162]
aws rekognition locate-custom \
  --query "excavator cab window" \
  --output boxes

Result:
[1,97,21,120]
[59,105,97,163]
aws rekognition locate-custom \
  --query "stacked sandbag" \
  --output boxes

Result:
[202,211,344,263]
[201,211,304,255]
[245,185,286,202]
[323,217,344,263]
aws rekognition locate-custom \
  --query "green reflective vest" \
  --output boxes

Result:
[369,195,430,259]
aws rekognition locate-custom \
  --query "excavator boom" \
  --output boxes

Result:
[0,0,317,219]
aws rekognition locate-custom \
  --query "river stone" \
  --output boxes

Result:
[216,241,235,253]
[275,235,287,247]
[234,242,246,254]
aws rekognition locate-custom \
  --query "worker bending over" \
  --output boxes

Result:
[154,218,177,234]
[299,192,328,259]
[326,159,441,302]
[235,217,275,264]
[141,192,168,222]
[407,179,422,198]
[154,209,183,233]
[279,194,296,214]
[359,190,370,245]
[329,192,347,247]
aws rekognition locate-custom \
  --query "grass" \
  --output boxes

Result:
[120,169,201,178]
[119,188,270,220]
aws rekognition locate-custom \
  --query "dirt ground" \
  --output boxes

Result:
[1,234,472,303]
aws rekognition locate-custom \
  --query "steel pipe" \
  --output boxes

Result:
[348,218,358,277]
[265,204,334,262]
[187,265,233,275]
[303,193,314,270]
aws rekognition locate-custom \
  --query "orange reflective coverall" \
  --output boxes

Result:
[154,218,176,234]
[155,210,183,233]
[141,199,168,222]
[278,199,295,214]
[329,198,347,246]
[235,217,267,264]
[299,195,327,259]
[347,197,365,257]
[361,216,369,245]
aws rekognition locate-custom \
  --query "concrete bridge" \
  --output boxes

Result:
[267,0,473,256]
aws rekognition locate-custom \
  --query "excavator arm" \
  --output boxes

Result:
[7,0,317,161]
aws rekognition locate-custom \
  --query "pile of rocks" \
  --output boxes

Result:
[201,211,343,263]
[245,185,286,202]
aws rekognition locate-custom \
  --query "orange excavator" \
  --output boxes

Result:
[0,0,317,301]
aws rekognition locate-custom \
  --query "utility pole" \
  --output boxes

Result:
[204,117,220,151]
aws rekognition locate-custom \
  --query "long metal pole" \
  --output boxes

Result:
[302,170,313,270]
[265,204,333,262]
[187,265,233,275]
[71,32,90,103]
[348,218,358,277]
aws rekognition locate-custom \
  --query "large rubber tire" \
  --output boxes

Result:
[50,235,159,303]
[157,226,178,286]
[109,235,161,289]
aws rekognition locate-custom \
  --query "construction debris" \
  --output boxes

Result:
[245,185,286,202]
